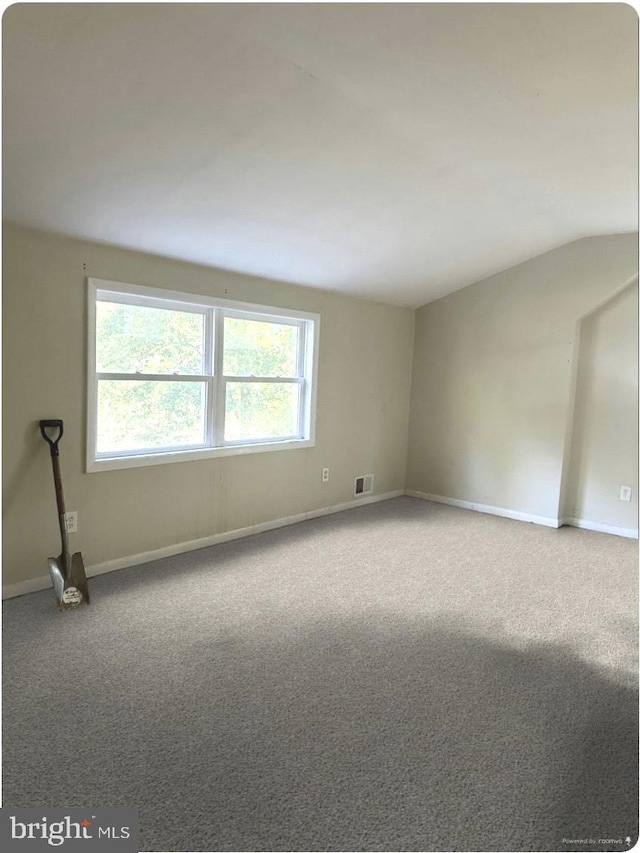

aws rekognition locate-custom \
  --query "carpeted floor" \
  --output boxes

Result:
[3,497,638,852]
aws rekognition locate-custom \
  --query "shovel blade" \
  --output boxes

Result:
[47,552,89,610]
[47,558,67,606]
[69,551,90,605]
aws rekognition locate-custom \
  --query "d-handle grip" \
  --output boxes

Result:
[39,419,64,456]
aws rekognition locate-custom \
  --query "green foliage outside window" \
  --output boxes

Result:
[96,302,302,453]
[223,317,298,377]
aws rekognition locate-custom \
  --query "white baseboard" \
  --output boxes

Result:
[406,491,639,539]
[2,575,59,599]
[405,490,561,528]
[561,517,639,539]
[2,490,404,600]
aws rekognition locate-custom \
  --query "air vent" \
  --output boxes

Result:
[354,473,374,497]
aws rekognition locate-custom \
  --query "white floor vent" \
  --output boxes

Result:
[354,474,374,497]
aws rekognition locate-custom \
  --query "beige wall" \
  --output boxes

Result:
[4,226,637,591]
[406,234,638,528]
[564,281,638,530]
[2,224,415,588]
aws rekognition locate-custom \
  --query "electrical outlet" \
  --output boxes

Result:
[322,467,330,483]
[620,486,632,502]
[64,511,78,533]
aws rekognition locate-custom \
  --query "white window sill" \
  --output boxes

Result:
[87,437,315,472]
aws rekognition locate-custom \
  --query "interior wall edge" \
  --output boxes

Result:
[559,276,639,525]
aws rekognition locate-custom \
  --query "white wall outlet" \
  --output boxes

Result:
[322,467,330,483]
[64,511,78,533]
[620,486,632,502]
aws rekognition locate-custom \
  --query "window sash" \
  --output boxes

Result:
[88,279,319,469]
[222,311,302,379]
[96,373,212,382]
[222,378,305,444]
[93,375,306,457]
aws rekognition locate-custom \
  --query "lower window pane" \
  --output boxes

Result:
[225,382,300,442]
[97,380,207,453]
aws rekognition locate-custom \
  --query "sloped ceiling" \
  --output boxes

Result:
[3,3,637,307]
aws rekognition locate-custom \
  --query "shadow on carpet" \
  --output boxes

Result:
[3,603,637,852]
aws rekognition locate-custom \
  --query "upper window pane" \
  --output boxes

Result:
[223,317,299,377]
[96,301,205,374]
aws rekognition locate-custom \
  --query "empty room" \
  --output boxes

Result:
[2,3,638,852]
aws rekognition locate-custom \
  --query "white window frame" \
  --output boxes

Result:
[87,278,320,472]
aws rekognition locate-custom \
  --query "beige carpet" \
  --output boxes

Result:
[3,497,638,852]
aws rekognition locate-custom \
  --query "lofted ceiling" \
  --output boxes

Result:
[3,3,637,307]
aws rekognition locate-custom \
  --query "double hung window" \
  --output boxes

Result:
[87,279,319,471]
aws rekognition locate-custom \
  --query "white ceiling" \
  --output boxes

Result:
[3,3,637,307]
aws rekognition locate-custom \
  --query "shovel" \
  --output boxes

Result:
[39,419,90,610]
